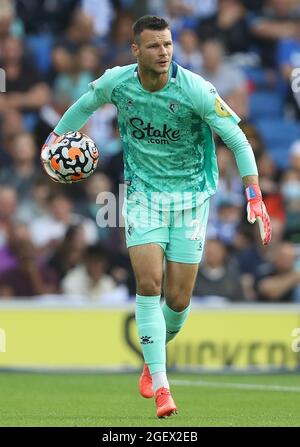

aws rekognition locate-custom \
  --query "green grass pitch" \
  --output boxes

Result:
[0,372,300,427]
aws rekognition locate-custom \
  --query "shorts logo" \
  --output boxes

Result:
[140,335,154,345]
[127,224,134,236]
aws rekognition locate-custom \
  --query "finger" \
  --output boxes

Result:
[257,215,272,245]
[246,203,256,224]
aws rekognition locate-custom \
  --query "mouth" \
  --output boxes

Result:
[157,60,169,66]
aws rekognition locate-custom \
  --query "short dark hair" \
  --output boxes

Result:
[132,15,169,42]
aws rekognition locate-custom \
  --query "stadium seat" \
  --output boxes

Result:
[255,118,300,168]
[242,66,268,90]
[249,91,283,120]
[267,145,290,169]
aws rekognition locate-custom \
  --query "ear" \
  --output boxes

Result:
[131,42,139,58]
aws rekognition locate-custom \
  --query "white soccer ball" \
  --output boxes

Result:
[41,131,99,183]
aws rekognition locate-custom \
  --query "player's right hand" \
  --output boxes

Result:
[245,184,272,245]
[40,131,60,182]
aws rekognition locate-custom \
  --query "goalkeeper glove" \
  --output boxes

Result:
[245,184,272,245]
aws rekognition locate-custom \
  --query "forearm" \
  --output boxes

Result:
[6,85,50,110]
[258,272,300,300]
[253,21,296,39]
[221,126,258,178]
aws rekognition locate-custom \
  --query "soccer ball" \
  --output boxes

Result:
[42,131,99,183]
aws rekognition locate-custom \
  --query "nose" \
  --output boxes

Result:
[159,45,168,55]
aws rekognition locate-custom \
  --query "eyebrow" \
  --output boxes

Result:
[146,40,173,46]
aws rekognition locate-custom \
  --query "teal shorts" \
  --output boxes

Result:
[123,197,210,264]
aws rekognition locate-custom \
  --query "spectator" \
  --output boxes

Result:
[289,140,300,175]
[277,18,300,118]
[234,217,285,300]
[29,193,98,252]
[0,132,40,201]
[239,123,266,160]
[207,198,243,246]
[52,49,95,106]
[214,143,244,208]
[0,186,17,248]
[254,240,300,302]
[87,104,118,154]
[47,224,87,284]
[110,228,136,296]
[0,0,23,44]
[193,238,245,301]
[256,151,285,222]
[79,171,114,243]
[52,8,95,53]
[16,0,80,34]
[0,239,58,297]
[0,109,24,167]
[150,0,217,20]
[0,221,30,273]
[199,39,249,119]
[0,36,50,115]
[99,116,123,166]
[197,0,252,55]
[102,11,135,68]
[280,168,300,242]
[16,175,60,224]
[61,244,117,300]
[173,28,203,73]
[157,0,198,42]
[250,0,300,68]
[81,0,115,38]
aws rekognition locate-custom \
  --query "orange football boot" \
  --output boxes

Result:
[155,387,177,418]
[139,363,154,398]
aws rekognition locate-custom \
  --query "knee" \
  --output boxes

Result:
[136,276,162,296]
[165,289,191,312]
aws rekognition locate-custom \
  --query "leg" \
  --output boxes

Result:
[163,261,199,343]
[129,243,164,296]
[130,243,169,390]
[162,201,210,343]
[164,260,199,311]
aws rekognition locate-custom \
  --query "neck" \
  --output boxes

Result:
[137,65,169,92]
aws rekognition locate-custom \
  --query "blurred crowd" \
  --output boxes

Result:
[0,0,300,303]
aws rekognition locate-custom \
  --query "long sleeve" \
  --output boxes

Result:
[54,88,103,135]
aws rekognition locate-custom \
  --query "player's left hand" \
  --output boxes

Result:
[245,184,272,245]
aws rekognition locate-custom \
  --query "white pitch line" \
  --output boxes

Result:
[169,379,300,393]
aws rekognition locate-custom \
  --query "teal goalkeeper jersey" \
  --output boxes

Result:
[54,61,258,209]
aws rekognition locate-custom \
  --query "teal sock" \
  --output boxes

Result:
[135,294,166,375]
[162,301,191,343]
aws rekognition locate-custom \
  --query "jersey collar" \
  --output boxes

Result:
[134,61,178,85]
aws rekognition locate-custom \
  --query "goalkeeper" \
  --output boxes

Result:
[42,15,272,418]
